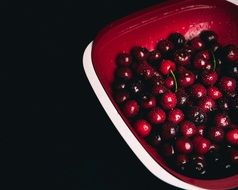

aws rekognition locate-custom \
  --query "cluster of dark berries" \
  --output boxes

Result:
[111,30,238,179]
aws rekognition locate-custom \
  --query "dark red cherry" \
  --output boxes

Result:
[207,86,222,100]
[131,46,149,61]
[200,30,218,46]
[176,89,190,107]
[116,53,132,66]
[190,37,205,51]
[161,143,175,157]
[180,121,197,138]
[122,100,139,118]
[168,108,184,124]
[222,44,238,63]
[176,154,189,171]
[152,84,168,96]
[157,39,174,57]
[147,107,166,124]
[188,107,207,124]
[159,60,176,75]
[112,80,127,91]
[134,119,152,138]
[226,128,238,145]
[193,135,211,155]
[178,71,195,87]
[219,76,236,93]
[190,83,207,99]
[229,149,238,164]
[176,138,193,154]
[173,48,191,66]
[161,122,177,141]
[116,67,133,80]
[197,125,206,136]
[209,127,225,143]
[140,94,157,109]
[217,97,230,111]
[201,70,218,86]
[214,112,231,128]
[135,61,155,80]
[168,32,186,48]
[114,91,129,104]
[197,96,217,113]
[147,50,162,66]
[164,77,175,89]
[129,79,144,97]
[148,130,162,147]
[160,92,177,110]
[193,56,209,70]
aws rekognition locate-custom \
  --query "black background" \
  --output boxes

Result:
[2,0,185,189]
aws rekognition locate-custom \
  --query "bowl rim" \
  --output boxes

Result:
[83,1,238,189]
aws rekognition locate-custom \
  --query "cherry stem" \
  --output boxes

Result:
[170,70,178,92]
[211,51,217,71]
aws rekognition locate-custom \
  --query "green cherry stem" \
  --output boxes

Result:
[211,51,217,71]
[170,70,178,92]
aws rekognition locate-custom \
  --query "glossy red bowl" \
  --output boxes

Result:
[83,0,238,189]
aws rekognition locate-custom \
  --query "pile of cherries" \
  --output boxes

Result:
[111,30,238,179]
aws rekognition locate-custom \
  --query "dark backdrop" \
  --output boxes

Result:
[2,1,183,190]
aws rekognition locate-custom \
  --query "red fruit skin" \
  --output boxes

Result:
[190,37,205,51]
[198,96,217,113]
[161,122,177,141]
[164,77,175,89]
[219,76,237,93]
[197,125,206,136]
[226,129,238,145]
[116,67,133,80]
[180,121,197,137]
[134,119,152,138]
[141,96,157,109]
[136,62,155,80]
[159,60,176,75]
[193,136,211,155]
[161,92,177,110]
[178,71,195,87]
[176,138,193,154]
[116,53,132,66]
[147,107,166,124]
[214,113,231,128]
[123,100,139,118]
[207,86,222,100]
[168,108,184,124]
[230,149,238,164]
[161,143,175,157]
[209,127,224,143]
[201,71,218,86]
[190,84,207,99]
[152,85,168,96]
[114,91,129,104]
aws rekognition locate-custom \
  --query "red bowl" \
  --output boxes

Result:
[83,0,238,189]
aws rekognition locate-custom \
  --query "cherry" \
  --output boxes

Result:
[217,97,230,111]
[114,91,129,104]
[180,121,197,138]
[147,50,162,66]
[131,46,149,61]
[159,60,176,75]
[207,86,222,100]
[198,96,217,113]
[176,89,190,107]
[176,138,193,154]
[193,136,211,155]
[190,83,207,99]
[222,44,238,63]
[164,76,175,89]
[200,30,218,46]
[161,143,175,157]
[161,122,177,141]
[140,94,157,109]
[209,127,224,143]
[168,108,184,124]
[122,100,139,118]
[173,48,191,66]
[168,32,185,48]
[147,107,166,124]
[229,149,238,164]
[116,67,133,80]
[214,112,231,128]
[219,76,236,93]
[197,125,206,136]
[129,79,144,97]
[116,53,132,66]
[193,56,209,70]
[188,107,207,124]
[157,39,174,57]
[152,84,168,96]
[178,70,195,87]
[201,70,218,86]
[226,129,238,145]
[160,92,177,110]
[135,62,155,80]
[148,130,162,147]
[112,80,127,91]
[190,37,205,51]
[134,119,152,138]
[176,154,189,171]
